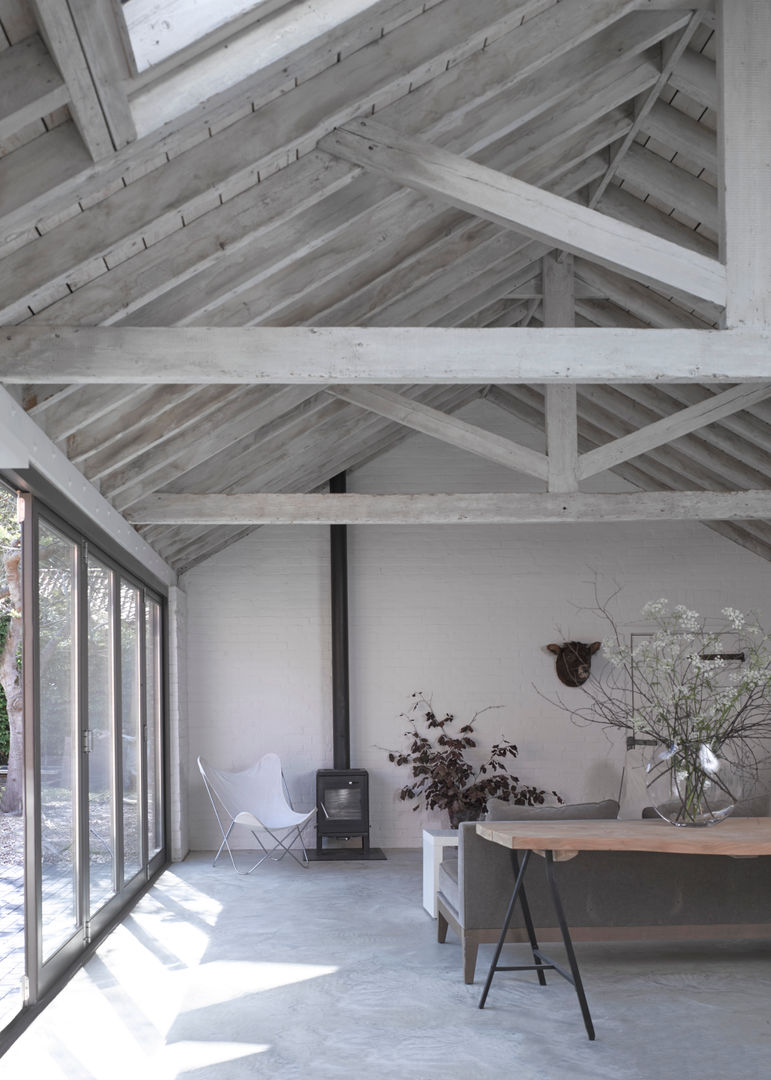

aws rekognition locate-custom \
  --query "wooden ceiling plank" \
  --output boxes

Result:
[125,490,771,526]
[5,325,771,383]
[327,384,549,479]
[30,0,113,160]
[36,384,148,443]
[159,394,348,499]
[596,182,715,257]
[437,9,690,159]
[0,33,69,143]
[578,382,771,480]
[574,298,650,329]
[463,301,530,329]
[67,385,206,465]
[84,386,246,481]
[319,117,725,304]
[127,173,400,328]
[718,0,771,329]
[612,142,717,230]
[589,11,704,207]
[31,151,359,326]
[573,260,714,329]
[108,386,323,511]
[668,45,717,110]
[0,0,37,42]
[0,122,91,247]
[639,99,717,172]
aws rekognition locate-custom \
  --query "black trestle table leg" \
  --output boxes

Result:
[478,848,533,1009]
[543,850,595,1041]
[478,845,596,1041]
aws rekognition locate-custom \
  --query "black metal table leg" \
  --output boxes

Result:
[513,850,548,987]
[543,850,595,1041]
[479,848,533,1008]
[478,846,596,1041]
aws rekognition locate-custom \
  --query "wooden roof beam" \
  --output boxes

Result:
[318,118,726,304]
[125,490,771,526]
[4,325,771,383]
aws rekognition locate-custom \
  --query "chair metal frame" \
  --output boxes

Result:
[198,754,316,872]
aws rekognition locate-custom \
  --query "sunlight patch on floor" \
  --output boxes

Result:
[180,959,339,1009]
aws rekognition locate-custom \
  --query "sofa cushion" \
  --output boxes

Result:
[485,798,619,821]
[437,853,460,914]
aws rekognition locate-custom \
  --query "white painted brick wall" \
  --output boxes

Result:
[184,524,333,852]
[182,399,771,850]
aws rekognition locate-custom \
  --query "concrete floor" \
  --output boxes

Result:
[3,848,771,1079]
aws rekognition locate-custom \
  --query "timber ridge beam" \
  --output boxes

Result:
[4,326,771,382]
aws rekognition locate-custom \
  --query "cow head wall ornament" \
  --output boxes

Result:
[546,641,601,687]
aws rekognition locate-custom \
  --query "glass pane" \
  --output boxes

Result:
[38,522,78,960]
[145,598,162,859]
[0,484,23,1027]
[87,560,115,915]
[120,583,141,881]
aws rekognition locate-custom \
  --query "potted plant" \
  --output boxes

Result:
[386,693,561,827]
[556,599,771,825]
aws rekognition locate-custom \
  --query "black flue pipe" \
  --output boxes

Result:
[330,471,350,770]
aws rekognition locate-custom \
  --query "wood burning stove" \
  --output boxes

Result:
[315,769,370,854]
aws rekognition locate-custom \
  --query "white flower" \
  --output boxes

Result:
[722,607,746,630]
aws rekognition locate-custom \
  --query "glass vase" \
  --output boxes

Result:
[643,741,738,826]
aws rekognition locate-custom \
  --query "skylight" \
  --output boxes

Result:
[121,0,267,72]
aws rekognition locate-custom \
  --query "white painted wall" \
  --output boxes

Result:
[183,399,771,850]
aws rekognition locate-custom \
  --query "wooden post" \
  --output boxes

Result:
[717,0,771,328]
[542,252,578,492]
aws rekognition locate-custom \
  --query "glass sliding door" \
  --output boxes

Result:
[24,502,167,1011]
[87,558,116,915]
[145,598,163,860]
[120,582,142,883]
[37,522,79,962]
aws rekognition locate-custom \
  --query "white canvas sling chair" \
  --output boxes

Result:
[198,754,316,872]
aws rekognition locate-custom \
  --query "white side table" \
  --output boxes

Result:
[422,828,459,917]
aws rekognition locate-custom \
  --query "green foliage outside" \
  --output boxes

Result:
[0,487,20,768]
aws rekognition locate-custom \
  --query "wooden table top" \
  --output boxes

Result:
[476,817,771,856]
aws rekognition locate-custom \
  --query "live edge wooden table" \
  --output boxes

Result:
[475,818,771,1041]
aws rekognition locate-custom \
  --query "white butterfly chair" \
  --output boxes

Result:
[198,754,316,872]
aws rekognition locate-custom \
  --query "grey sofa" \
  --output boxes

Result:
[437,796,771,983]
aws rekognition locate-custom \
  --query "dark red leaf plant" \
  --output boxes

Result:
[385,692,561,828]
